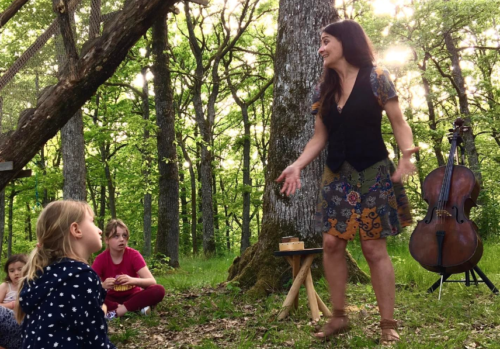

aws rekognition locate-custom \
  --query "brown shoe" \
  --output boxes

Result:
[380,318,400,345]
[314,309,350,339]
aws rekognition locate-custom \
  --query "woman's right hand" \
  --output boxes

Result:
[276,164,302,196]
[102,278,116,290]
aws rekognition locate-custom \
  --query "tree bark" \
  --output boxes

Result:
[228,0,369,296]
[61,109,87,200]
[153,14,180,268]
[0,0,30,29]
[0,0,176,191]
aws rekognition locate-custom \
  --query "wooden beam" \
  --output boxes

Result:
[0,162,13,171]
[14,169,31,179]
[0,0,176,190]
[0,0,30,29]
[188,0,208,5]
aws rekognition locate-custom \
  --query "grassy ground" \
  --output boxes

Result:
[108,236,500,348]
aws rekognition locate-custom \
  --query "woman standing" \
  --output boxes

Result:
[276,20,418,344]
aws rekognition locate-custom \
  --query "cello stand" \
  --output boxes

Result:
[427,266,499,298]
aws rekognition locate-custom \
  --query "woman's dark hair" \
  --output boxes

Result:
[3,254,27,282]
[319,20,375,117]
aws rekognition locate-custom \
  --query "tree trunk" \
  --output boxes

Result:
[7,185,14,258]
[419,63,445,167]
[443,31,482,185]
[0,189,4,261]
[179,170,190,251]
[99,184,106,230]
[0,0,176,191]
[241,105,252,253]
[26,202,32,242]
[103,158,116,218]
[61,109,87,200]
[141,67,152,258]
[178,134,198,255]
[55,0,87,201]
[228,0,369,297]
[185,2,216,256]
[153,14,180,268]
[219,176,231,251]
[212,173,220,238]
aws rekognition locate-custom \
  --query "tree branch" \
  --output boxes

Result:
[0,0,175,190]
[0,0,29,29]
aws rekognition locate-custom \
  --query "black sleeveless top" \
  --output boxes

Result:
[311,66,398,172]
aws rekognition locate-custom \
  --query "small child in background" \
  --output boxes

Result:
[0,254,27,309]
[92,219,165,320]
[15,200,116,349]
[0,255,26,349]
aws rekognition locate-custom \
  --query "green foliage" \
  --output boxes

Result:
[3,0,500,265]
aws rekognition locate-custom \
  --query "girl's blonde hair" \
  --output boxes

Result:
[15,200,92,323]
[104,219,130,247]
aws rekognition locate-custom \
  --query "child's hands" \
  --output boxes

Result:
[1,301,15,309]
[115,274,134,285]
[102,278,116,290]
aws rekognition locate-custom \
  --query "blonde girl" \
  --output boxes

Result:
[15,200,115,348]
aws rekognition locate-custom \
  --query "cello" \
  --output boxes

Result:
[409,118,483,274]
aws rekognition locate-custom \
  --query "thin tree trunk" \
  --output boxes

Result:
[228,0,369,296]
[99,184,106,230]
[26,202,32,242]
[443,31,482,185]
[419,64,445,167]
[0,189,4,261]
[179,170,189,251]
[178,134,198,255]
[153,13,179,267]
[141,66,152,258]
[7,185,14,258]
[40,146,49,206]
[103,158,116,218]
[185,1,216,255]
[219,176,231,251]
[241,106,252,253]
[212,173,220,243]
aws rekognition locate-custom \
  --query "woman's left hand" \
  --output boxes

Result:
[392,147,419,183]
[115,274,135,286]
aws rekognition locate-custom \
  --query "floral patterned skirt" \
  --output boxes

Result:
[315,159,412,241]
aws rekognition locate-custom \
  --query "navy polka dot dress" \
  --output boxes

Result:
[19,258,116,348]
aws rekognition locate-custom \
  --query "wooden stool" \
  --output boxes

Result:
[273,248,332,321]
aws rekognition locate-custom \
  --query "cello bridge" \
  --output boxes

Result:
[436,209,452,217]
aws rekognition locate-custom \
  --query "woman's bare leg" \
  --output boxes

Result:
[360,238,399,339]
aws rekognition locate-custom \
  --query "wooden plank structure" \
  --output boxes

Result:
[0,161,31,180]
[274,246,332,321]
